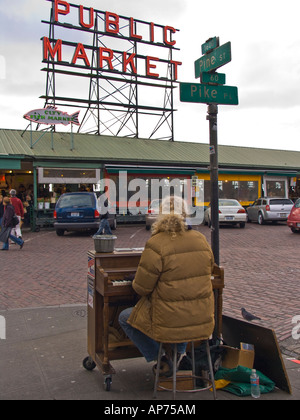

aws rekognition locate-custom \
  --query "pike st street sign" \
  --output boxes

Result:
[180,82,238,106]
[195,41,231,78]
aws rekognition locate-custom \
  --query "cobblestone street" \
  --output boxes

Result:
[0,222,299,352]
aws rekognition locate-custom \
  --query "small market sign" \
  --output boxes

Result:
[23,106,80,126]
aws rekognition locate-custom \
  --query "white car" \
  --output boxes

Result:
[204,199,247,228]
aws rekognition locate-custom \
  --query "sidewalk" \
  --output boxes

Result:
[0,305,299,401]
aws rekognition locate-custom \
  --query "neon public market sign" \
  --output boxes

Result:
[42,0,182,81]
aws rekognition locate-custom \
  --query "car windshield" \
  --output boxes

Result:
[219,199,240,206]
[57,194,94,209]
[269,199,293,205]
[294,199,300,208]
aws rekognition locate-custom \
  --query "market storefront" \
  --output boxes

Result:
[1,129,300,230]
[0,158,35,227]
[104,166,195,222]
[29,163,103,230]
[195,172,262,207]
[195,171,298,208]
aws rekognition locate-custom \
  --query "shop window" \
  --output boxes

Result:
[266,180,286,198]
[204,179,259,203]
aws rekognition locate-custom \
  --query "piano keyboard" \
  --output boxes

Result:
[111,280,133,286]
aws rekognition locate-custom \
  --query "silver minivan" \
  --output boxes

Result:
[247,197,294,225]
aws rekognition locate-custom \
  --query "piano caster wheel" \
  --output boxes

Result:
[104,376,112,391]
[82,356,96,371]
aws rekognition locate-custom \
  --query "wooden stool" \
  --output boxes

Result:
[153,340,217,400]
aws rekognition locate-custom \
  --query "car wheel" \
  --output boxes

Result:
[146,225,151,231]
[239,222,246,228]
[56,229,65,236]
[291,227,300,234]
[257,212,265,225]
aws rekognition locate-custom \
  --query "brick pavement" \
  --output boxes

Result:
[0,222,299,349]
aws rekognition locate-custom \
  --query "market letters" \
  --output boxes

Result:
[43,0,182,80]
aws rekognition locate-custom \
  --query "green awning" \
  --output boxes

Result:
[0,158,21,170]
[105,167,195,175]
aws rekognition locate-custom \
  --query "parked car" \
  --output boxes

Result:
[145,199,161,230]
[287,198,300,233]
[53,192,116,236]
[247,197,294,225]
[204,199,247,228]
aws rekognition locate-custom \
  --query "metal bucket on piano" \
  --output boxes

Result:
[93,235,117,253]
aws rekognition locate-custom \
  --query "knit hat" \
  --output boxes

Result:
[9,189,16,196]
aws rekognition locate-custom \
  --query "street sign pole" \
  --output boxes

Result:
[179,37,238,340]
[207,104,220,266]
[180,37,238,267]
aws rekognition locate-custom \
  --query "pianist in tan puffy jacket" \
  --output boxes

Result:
[119,196,215,367]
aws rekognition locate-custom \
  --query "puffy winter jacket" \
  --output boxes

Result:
[128,226,215,343]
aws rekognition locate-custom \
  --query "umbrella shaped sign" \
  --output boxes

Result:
[24,106,80,126]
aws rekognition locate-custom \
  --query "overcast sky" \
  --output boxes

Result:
[1,0,300,151]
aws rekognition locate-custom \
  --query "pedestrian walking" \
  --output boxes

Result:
[0,197,24,251]
[9,189,24,239]
[95,188,112,235]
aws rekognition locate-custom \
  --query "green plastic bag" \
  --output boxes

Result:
[214,365,275,396]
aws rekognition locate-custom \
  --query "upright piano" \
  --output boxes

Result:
[85,249,224,387]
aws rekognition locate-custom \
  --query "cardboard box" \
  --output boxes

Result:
[158,370,194,391]
[221,343,255,369]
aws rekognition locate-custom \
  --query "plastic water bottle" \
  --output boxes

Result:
[250,369,260,399]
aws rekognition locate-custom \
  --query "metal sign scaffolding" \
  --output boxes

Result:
[40,0,181,140]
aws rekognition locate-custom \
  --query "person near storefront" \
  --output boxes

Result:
[9,189,24,239]
[95,187,112,235]
[0,197,24,250]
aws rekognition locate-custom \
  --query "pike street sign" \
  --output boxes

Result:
[195,41,231,78]
[180,82,238,105]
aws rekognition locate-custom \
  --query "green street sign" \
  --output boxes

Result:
[180,82,238,105]
[195,42,231,78]
[201,37,219,55]
[201,72,226,85]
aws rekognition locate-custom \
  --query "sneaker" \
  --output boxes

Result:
[152,354,173,377]
[152,351,186,378]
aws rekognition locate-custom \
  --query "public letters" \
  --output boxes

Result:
[45,0,182,80]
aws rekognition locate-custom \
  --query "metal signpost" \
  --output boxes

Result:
[180,37,238,266]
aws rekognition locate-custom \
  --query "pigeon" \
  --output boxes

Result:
[241,307,261,322]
